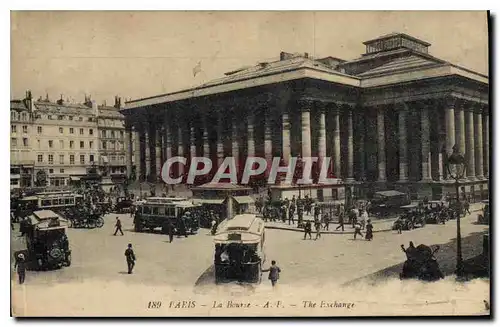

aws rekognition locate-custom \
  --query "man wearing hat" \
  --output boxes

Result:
[14,253,26,284]
[114,217,124,236]
[124,244,136,274]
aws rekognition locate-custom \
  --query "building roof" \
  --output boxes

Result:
[34,101,95,115]
[123,33,488,110]
[363,32,431,46]
[192,182,252,191]
[98,106,125,119]
[10,100,28,111]
[195,55,345,88]
[357,54,444,77]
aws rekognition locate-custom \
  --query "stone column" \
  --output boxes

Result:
[164,116,172,162]
[357,111,366,181]
[133,126,141,181]
[398,104,409,182]
[455,103,466,154]
[282,111,291,165]
[264,109,273,165]
[247,112,255,157]
[190,123,196,162]
[202,114,210,158]
[144,127,151,178]
[332,105,341,178]
[317,105,327,174]
[155,128,162,179]
[444,98,456,179]
[125,125,133,179]
[420,104,432,181]
[483,112,489,177]
[177,126,184,177]
[474,108,484,179]
[455,102,466,179]
[300,100,312,158]
[232,112,240,174]
[346,106,354,181]
[465,106,476,180]
[216,111,224,167]
[376,106,387,182]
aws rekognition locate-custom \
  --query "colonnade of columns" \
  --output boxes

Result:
[124,96,489,187]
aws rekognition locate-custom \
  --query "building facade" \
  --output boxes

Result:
[10,93,101,189]
[97,97,127,183]
[10,91,35,189]
[120,33,489,201]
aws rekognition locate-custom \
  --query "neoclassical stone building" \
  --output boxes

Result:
[121,33,489,201]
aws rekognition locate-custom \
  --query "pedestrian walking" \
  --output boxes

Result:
[365,219,373,241]
[314,205,321,221]
[314,220,322,240]
[288,206,295,225]
[210,217,217,236]
[322,213,330,231]
[14,253,26,284]
[167,221,174,243]
[335,211,345,231]
[124,243,136,274]
[353,221,363,240]
[262,260,281,287]
[464,200,471,215]
[303,221,312,240]
[114,217,124,236]
[360,209,369,230]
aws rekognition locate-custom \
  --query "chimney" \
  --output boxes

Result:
[280,51,295,61]
[24,89,33,112]
[84,94,92,108]
[56,94,64,105]
[114,96,121,109]
[91,100,99,118]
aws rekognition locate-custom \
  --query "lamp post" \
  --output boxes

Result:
[446,145,466,278]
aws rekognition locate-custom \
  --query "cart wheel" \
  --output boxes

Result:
[96,217,104,228]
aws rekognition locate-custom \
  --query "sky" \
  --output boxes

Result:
[10,11,489,105]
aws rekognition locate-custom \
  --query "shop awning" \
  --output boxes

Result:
[192,198,225,205]
[233,196,255,204]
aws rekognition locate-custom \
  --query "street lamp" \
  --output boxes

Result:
[446,145,467,278]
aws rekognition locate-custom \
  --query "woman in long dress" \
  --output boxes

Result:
[365,219,373,241]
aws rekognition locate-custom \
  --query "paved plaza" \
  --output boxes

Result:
[11,208,488,289]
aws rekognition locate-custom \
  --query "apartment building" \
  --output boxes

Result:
[10,91,102,188]
[10,91,35,189]
[97,97,127,184]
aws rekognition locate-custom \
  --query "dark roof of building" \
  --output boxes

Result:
[98,106,124,119]
[10,100,28,110]
[34,101,95,115]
